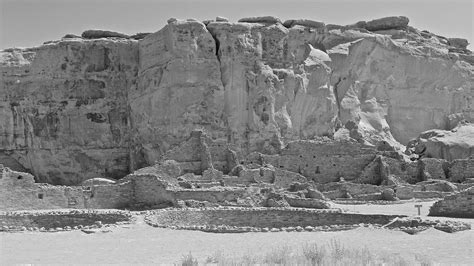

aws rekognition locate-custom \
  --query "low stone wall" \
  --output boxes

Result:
[145,207,471,234]
[146,207,403,229]
[383,217,471,233]
[0,209,132,232]
[174,188,247,203]
[429,187,474,218]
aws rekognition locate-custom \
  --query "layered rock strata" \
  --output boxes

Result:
[1,16,473,185]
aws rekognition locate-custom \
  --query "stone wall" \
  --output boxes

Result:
[148,208,404,228]
[429,187,474,218]
[449,158,474,183]
[86,182,133,209]
[262,140,378,183]
[174,188,247,203]
[163,130,241,174]
[0,166,250,210]
[0,166,85,210]
[0,209,132,230]
[128,174,177,208]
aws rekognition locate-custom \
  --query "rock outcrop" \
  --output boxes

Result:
[1,16,473,185]
[407,123,474,160]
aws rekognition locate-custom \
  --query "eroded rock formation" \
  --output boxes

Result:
[1,16,473,185]
[407,123,474,160]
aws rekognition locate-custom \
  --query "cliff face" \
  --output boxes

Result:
[1,16,473,185]
[0,39,138,184]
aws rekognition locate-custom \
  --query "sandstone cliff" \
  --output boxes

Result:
[1,16,473,185]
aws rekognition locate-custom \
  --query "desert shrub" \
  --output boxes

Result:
[180,252,198,266]
[302,242,326,265]
[179,239,433,265]
[329,239,347,261]
[263,245,293,265]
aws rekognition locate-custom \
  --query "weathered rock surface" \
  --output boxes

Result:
[1,38,138,184]
[408,123,474,160]
[1,16,473,185]
[365,16,409,31]
[283,19,325,29]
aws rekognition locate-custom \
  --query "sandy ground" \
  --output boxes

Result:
[1,200,473,264]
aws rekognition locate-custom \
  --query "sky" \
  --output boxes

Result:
[0,0,473,50]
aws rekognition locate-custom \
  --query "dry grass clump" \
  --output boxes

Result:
[179,239,432,265]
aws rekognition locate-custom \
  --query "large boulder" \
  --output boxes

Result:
[381,188,398,201]
[408,123,474,160]
[448,38,469,49]
[365,16,409,31]
[81,30,129,39]
[283,19,325,29]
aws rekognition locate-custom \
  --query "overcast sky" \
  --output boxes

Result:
[1,0,472,49]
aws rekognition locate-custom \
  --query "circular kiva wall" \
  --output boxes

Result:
[0,210,132,232]
[145,207,405,231]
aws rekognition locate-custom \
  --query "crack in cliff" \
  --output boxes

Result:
[206,25,227,94]
[209,30,221,63]
[333,76,343,124]
[206,24,233,145]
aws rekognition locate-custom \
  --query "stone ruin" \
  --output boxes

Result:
[1,15,473,233]
[1,128,473,232]
[429,187,474,218]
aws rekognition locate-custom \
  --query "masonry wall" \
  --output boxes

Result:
[151,208,403,228]
[449,158,474,182]
[0,167,86,210]
[86,181,133,209]
[163,131,241,174]
[174,188,247,203]
[429,187,474,218]
[262,140,378,183]
[130,174,177,207]
[0,210,131,230]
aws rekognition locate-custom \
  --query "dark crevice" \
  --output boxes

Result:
[208,28,221,62]
[333,76,343,120]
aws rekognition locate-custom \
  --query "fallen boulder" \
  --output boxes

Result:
[448,38,469,49]
[408,123,474,161]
